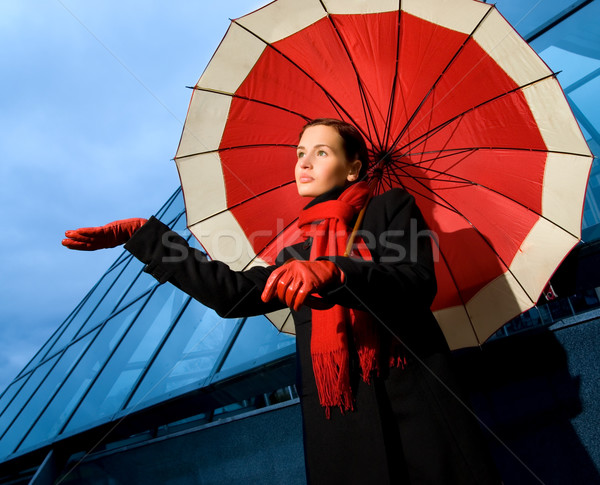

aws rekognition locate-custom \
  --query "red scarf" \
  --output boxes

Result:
[298,182,404,416]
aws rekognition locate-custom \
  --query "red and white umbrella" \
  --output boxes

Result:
[173,0,593,349]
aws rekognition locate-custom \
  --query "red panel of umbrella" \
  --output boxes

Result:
[173,0,593,349]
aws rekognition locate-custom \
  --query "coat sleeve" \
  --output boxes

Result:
[124,216,286,318]
[321,189,437,314]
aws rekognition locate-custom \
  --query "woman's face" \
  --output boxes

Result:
[295,124,362,197]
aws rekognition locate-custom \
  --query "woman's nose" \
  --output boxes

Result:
[298,155,312,168]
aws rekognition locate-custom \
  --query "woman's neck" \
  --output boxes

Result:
[303,185,348,210]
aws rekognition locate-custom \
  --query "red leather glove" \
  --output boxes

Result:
[261,260,344,311]
[62,218,147,251]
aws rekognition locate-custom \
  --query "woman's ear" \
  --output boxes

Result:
[346,159,362,182]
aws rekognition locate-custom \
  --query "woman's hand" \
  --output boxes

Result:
[62,218,147,251]
[261,259,344,311]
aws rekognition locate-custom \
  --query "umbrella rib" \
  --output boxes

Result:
[404,146,594,161]
[187,179,297,227]
[240,216,301,272]
[394,163,537,305]
[230,19,375,149]
[395,72,561,156]
[385,166,460,214]
[189,86,313,123]
[402,146,594,191]
[400,147,477,173]
[317,0,383,149]
[175,143,297,161]
[383,0,403,147]
[394,152,585,240]
[381,164,400,192]
[385,3,495,156]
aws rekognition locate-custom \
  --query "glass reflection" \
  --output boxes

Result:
[112,261,158,315]
[76,256,145,337]
[64,285,188,432]
[19,297,145,449]
[45,261,127,357]
[0,355,58,459]
[0,381,24,419]
[219,315,295,372]
[5,333,94,455]
[128,300,239,407]
[156,189,184,228]
[495,0,582,38]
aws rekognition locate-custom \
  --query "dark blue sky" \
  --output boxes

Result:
[0,0,262,392]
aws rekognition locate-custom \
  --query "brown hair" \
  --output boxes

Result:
[300,118,370,180]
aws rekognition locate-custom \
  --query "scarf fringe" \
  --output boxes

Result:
[390,354,407,369]
[358,346,379,385]
[311,349,354,414]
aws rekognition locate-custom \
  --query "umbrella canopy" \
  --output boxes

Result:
[174,0,593,349]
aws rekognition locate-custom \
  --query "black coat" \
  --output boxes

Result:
[125,187,501,484]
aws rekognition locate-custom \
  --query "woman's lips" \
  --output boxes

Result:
[298,175,314,183]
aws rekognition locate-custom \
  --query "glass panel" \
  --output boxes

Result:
[15,296,88,379]
[2,334,94,455]
[220,315,295,372]
[106,248,131,272]
[104,256,145,308]
[45,262,127,356]
[157,190,184,228]
[0,381,25,419]
[570,79,600,142]
[105,258,148,310]
[170,211,188,233]
[20,296,92,376]
[154,187,181,221]
[16,333,60,380]
[529,1,600,90]
[129,300,239,407]
[0,355,58,459]
[583,158,600,233]
[76,256,145,336]
[19,297,146,449]
[542,47,600,92]
[495,0,584,38]
[64,285,188,432]
[112,272,157,314]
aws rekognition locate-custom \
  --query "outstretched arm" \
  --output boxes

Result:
[63,216,285,317]
[123,216,285,318]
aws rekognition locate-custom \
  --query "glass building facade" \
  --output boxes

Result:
[1,0,599,480]
[0,188,297,470]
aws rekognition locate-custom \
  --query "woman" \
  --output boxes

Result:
[63,119,501,484]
